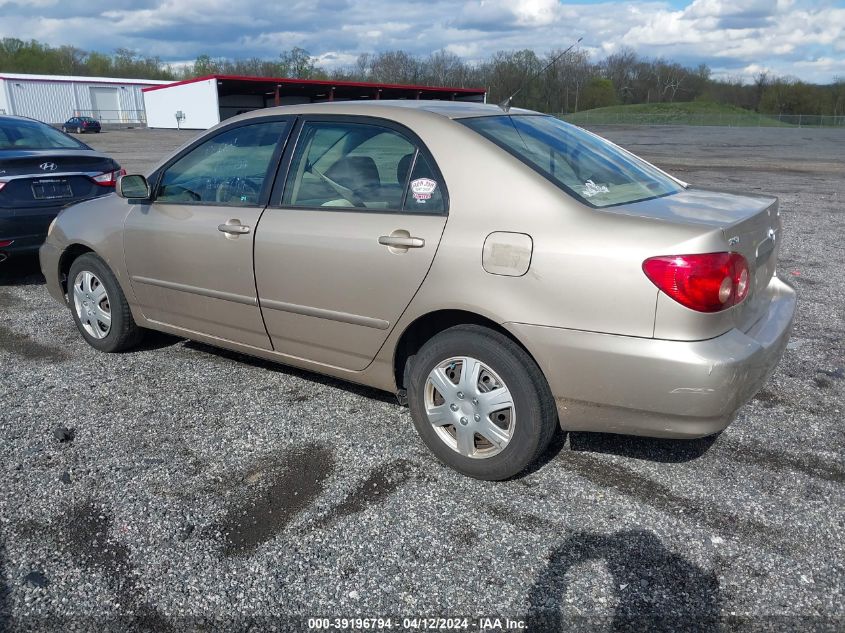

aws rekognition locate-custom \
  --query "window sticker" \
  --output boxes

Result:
[410,177,437,204]
[582,179,610,198]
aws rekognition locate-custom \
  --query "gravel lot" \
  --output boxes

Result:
[1,124,843,632]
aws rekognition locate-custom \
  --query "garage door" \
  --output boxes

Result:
[89,87,120,122]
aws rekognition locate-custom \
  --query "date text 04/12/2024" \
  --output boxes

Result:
[307,617,527,630]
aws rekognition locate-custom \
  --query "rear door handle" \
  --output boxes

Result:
[378,235,425,248]
[218,219,251,237]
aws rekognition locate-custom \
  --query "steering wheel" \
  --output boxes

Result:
[215,177,261,204]
[163,184,201,202]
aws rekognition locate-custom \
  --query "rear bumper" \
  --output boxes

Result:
[0,206,63,262]
[505,277,796,438]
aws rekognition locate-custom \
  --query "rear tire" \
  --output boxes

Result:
[407,324,557,480]
[76,126,83,134]
[67,253,143,352]
[61,126,68,133]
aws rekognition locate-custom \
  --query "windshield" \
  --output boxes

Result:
[0,118,88,150]
[460,115,683,208]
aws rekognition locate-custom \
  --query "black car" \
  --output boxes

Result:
[62,116,102,134]
[0,115,123,263]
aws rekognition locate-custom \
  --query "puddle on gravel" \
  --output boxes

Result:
[220,444,334,557]
[314,459,423,528]
[555,452,784,550]
[61,502,172,631]
[752,388,788,408]
[0,535,9,622]
[485,504,553,532]
[0,324,68,362]
[0,290,22,308]
[721,438,845,485]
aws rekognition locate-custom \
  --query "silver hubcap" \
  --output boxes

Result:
[72,271,111,339]
[424,356,515,459]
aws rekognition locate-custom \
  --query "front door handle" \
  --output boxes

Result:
[218,219,251,238]
[378,235,425,248]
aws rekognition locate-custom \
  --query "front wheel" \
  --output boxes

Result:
[407,325,558,480]
[67,253,143,352]
[61,126,68,133]
[76,126,83,134]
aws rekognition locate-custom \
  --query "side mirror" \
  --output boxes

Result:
[117,174,151,200]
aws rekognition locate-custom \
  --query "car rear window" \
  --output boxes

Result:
[0,118,87,150]
[460,115,683,208]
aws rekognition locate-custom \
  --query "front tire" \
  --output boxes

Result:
[76,126,83,134]
[407,325,557,480]
[61,126,68,133]
[67,253,143,352]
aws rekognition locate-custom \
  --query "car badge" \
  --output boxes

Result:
[728,235,740,246]
[39,162,58,171]
[768,228,776,243]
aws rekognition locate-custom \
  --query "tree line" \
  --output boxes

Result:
[2,37,844,116]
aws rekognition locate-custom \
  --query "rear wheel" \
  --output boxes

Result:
[76,126,83,134]
[407,325,557,480]
[61,126,68,133]
[67,253,143,352]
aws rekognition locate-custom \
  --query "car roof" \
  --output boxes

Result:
[0,114,60,128]
[0,115,42,123]
[234,100,538,124]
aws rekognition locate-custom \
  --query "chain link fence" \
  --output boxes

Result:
[560,111,845,128]
[71,109,147,125]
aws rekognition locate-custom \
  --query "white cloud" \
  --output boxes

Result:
[0,0,842,83]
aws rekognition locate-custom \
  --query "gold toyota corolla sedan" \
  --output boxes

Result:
[39,101,795,480]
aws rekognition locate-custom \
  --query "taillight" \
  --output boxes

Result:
[0,182,5,192]
[91,168,126,187]
[0,240,13,248]
[642,252,750,313]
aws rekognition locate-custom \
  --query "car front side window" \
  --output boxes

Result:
[157,121,288,206]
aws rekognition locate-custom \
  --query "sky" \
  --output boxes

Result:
[1,0,844,83]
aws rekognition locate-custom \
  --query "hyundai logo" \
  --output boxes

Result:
[39,162,58,171]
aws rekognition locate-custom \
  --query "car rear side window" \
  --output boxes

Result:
[0,118,86,150]
[282,121,446,214]
[284,122,417,211]
[460,115,683,208]
[402,152,445,214]
[157,121,288,206]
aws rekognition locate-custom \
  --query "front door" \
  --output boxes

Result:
[254,118,449,370]
[124,118,291,348]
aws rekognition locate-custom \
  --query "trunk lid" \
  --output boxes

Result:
[720,194,780,333]
[610,187,781,334]
[0,149,118,208]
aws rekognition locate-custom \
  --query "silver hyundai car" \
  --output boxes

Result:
[39,101,795,480]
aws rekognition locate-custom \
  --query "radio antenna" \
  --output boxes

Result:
[498,37,583,112]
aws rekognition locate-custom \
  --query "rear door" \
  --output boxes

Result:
[253,116,448,370]
[124,117,292,348]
